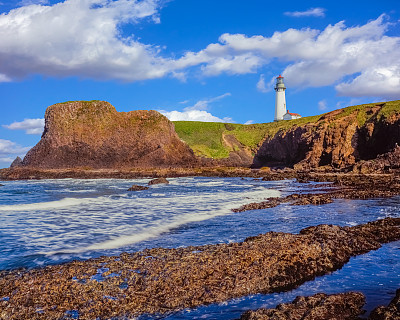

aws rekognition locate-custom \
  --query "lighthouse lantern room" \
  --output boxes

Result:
[274,75,287,121]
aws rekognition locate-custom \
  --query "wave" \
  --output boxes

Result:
[42,187,280,254]
[0,197,97,211]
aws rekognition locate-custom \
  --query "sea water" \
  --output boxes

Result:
[0,177,399,319]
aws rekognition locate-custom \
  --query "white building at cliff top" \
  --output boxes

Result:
[274,75,301,121]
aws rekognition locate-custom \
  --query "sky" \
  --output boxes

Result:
[0,0,399,168]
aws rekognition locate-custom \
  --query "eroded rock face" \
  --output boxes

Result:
[22,101,196,169]
[239,292,365,320]
[253,104,400,170]
[9,156,23,168]
[0,218,399,319]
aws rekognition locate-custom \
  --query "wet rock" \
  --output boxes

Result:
[127,185,149,191]
[148,177,169,185]
[0,218,399,319]
[369,288,400,320]
[239,292,365,320]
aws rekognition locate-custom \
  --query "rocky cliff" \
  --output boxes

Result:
[22,101,196,168]
[252,101,400,171]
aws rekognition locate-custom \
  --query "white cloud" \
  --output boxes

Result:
[256,74,269,93]
[3,118,45,134]
[0,139,31,156]
[0,3,398,100]
[0,157,15,163]
[335,66,400,98]
[318,100,327,110]
[0,0,168,81]
[185,93,231,111]
[244,120,254,125]
[160,93,233,122]
[284,7,326,18]
[161,110,234,123]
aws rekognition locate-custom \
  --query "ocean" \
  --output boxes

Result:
[0,177,399,319]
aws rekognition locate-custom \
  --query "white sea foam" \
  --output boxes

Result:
[0,197,97,211]
[42,187,279,254]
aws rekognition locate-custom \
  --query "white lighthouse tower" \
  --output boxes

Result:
[274,75,287,121]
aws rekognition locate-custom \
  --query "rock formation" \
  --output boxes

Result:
[252,101,400,170]
[10,156,23,168]
[21,101,196,169]
[239,292,365,320]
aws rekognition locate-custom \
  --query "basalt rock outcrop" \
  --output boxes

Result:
[21,101,196,169]
[239,292,365,320]
[1,218,399,319]
[252,101,400,171]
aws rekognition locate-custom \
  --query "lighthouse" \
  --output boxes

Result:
[274,75,286,121]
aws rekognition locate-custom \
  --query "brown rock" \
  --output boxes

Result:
[10,156,23,168]
[239,292,365,320]
[127,185,149,191]
[148,177,169,185]
[253,103,400,170]
[21,101,196,169]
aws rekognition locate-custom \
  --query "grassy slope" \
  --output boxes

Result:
[173,100,400,159]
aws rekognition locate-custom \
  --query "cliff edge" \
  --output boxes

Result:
[22,101,196,168]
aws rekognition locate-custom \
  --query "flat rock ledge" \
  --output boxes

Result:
[239,292,365,320]
[240,288,400,320]
[0,218,399,320]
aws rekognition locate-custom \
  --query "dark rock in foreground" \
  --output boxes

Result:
[369,288,400,319]
[127,185,149,191]
[148,177,169,185]
[1,218,399,319]
[239,292,365,320]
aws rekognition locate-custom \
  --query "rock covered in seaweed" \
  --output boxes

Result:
[239,292,365,320]
[21,101,196,169]
[127,185,149,191]
[0,218,399,320]
[148,177,169,185]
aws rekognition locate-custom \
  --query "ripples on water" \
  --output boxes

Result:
[0,177,399,319]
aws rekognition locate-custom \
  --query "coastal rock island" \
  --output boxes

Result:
[21,101,196,169]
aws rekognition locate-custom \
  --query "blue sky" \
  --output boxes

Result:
[0,0,399,168]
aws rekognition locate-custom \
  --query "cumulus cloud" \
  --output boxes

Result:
[160,110,233,123]
[284,7,326,18]
[335,66,400,98]
[244,120,254,125]
[0,2,399,99]
[180,14,398,99]
[0,139,31,156]
[160,93,233,123]
[0,0,168,81]
[318,100,327,111]
[3,118,45,134]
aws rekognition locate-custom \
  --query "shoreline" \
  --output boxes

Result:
[1,218,399,319]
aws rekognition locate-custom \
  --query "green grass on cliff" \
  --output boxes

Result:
[173,100,400,159]
[173,114,320,159]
